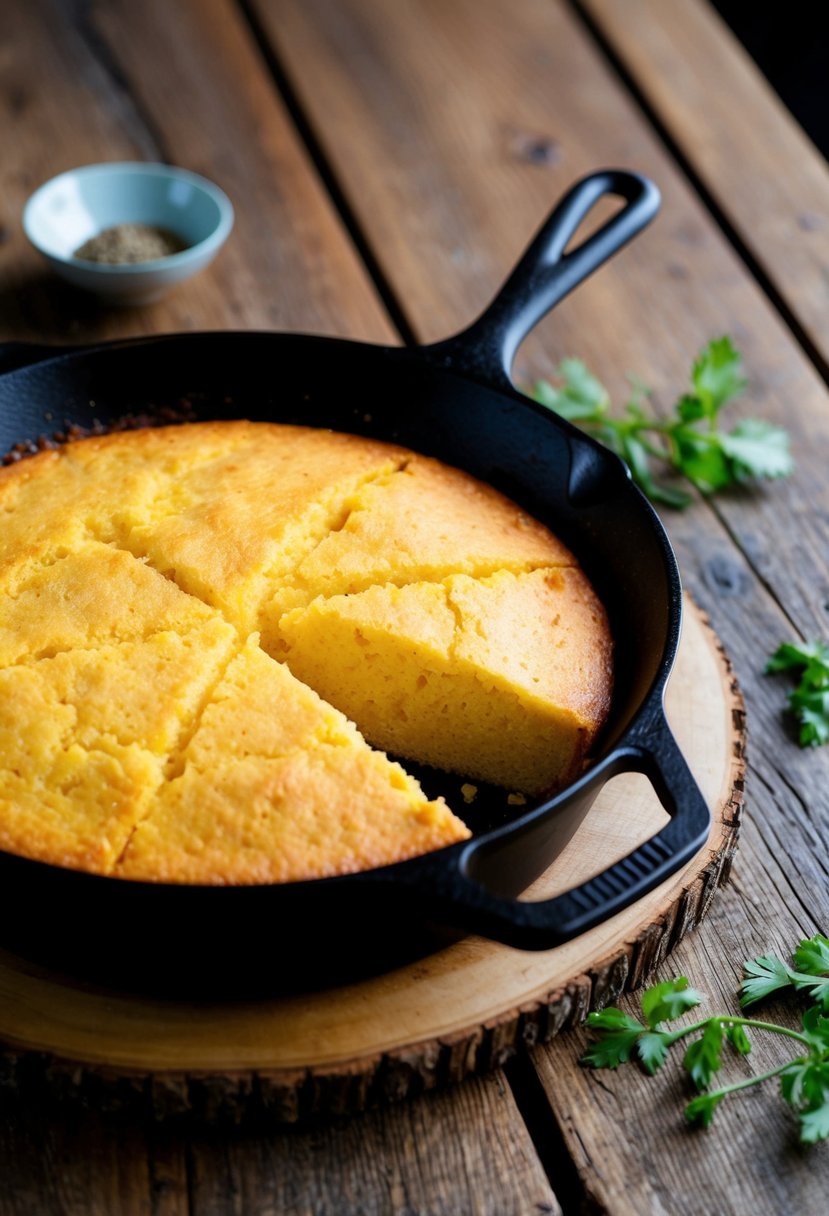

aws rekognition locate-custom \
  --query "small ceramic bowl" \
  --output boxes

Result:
[23,162,234,305]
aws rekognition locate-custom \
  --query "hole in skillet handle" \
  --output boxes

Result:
[420,168,661,392]
[368,705,711,951]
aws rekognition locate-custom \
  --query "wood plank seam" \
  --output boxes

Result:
[566,0,829,385]
[233,0,420,346]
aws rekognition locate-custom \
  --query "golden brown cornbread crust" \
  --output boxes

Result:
[0,421,612,884]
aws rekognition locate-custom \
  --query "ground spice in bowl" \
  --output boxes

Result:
[74,223,187,264]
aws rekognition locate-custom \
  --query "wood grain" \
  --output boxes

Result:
[186,1073,561,1216]
[582,0,829,370]
[0,600,742,1124]
[0,0,392,344]
[0,1092,188,1216]
[1,0,828,1209]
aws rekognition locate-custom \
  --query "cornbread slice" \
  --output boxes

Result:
[0,618,237,871]
[117,747,468,885]
[0,543,222,665]
[113,423,410,632]
[279,568,613,794]
[0,439,168,561]
[118,636,469,883]
[258,456,576,653]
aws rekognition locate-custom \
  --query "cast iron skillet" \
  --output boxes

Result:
[0,170,710,993]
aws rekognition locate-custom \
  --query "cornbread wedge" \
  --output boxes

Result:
[279,568,612,794]
[118,636,467,883]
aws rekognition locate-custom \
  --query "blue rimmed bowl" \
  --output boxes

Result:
[23,162,234,306]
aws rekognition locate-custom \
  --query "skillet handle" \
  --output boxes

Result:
[423,169,660,387]
[444,713,711,949]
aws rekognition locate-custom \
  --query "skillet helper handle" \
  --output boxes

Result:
[453,714,711,949]
[426,169,660,387]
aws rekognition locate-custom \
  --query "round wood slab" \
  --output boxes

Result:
[0,597,744,1122]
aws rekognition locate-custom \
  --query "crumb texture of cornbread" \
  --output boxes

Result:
[0,420,612,882]
[278,568,612,794]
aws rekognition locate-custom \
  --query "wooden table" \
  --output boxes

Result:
[2,1,829,1211]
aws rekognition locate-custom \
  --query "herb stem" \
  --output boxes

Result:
[694,1058,803,1102]
[667,1016,812,1048]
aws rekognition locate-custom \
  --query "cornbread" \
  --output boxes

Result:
[278,568,612,794]
[0,421,613,884]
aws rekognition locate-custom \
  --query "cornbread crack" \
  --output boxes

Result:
[116,634,468,883]
[0,543,223,666]
[0,617,237,872]
[256,456,576,654]
[101,422,410,634]
[278,568,613,794]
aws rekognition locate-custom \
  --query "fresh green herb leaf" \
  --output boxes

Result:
[719,419,793,481]
[685,1091,725,1128]
[767,641,829,675]
[740,955,794,1007]
[741,936,829,1012]
[781,1058,829,1108]
[725,1023,752,1055]
[691,335,747,416]
[581,1008,646,1069]
[636,1032,672,1075]
[529,337,791,507]
[532,358,609,421]
[792,689,829,748]
[799,1101,829,1144]
[684,1020,725,1090]
[641,977,704,1028]
[671,429,733,493]
[800,1007,829,1052]
[767,642,829,749]
[794,935,829,977]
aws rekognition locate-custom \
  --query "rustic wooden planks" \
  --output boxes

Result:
[254,0,829,1209]
[582,0,829,370]
[0,0,392,343]
[2,0,829,1210]
[186,1074,561,1216]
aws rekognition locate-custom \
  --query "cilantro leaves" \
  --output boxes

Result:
[582,934,829,1144]
[530,337,792,508]
[740,934,829,1011]
[767,641,829,747]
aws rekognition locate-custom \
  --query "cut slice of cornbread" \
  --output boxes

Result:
[36,620,238,758]
[0,439,168,562]
[113,424,409,632]
[257,457,575,652]
[0,619,238,871]
[0,665,162,873]
[279,568,613,794]
[119,635,469,883]
[0,543,223,666]
[178,634,362,770]
[117,746,468,885]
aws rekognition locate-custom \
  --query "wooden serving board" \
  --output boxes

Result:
[0,596,743,1122]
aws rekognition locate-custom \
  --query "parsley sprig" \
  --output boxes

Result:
[767,641,829,747]
[530,337,792,508]
[582,934,829,1144]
